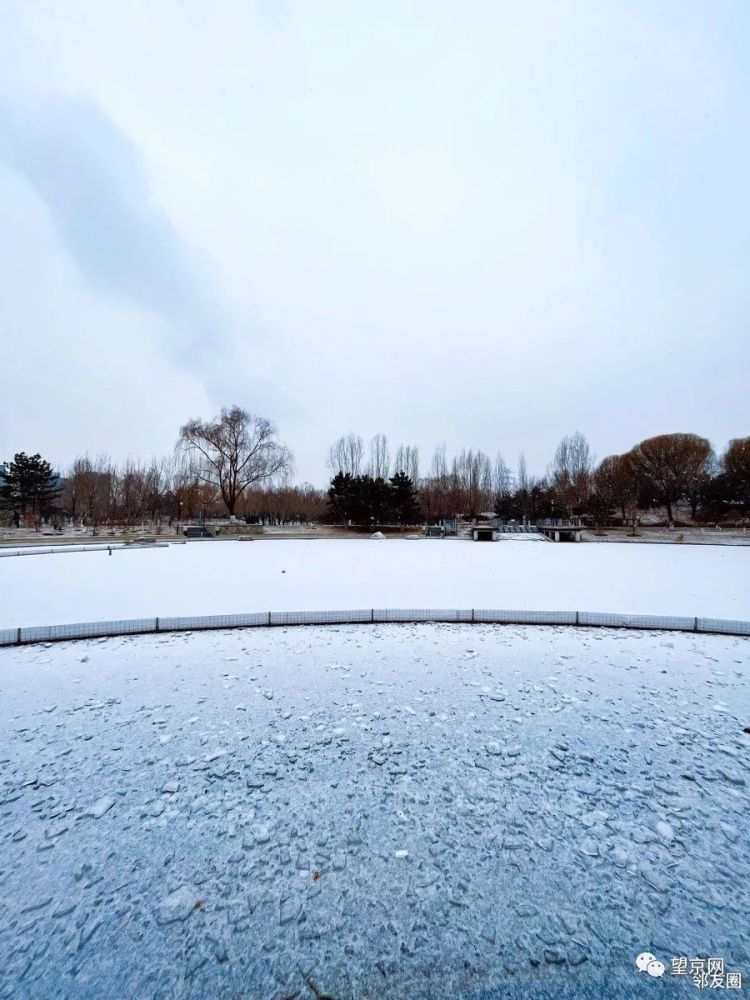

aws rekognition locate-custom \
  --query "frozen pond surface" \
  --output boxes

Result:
[1,538,748,628]
[1,623,748,999]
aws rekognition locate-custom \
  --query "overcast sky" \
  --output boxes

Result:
[1,1,749,485]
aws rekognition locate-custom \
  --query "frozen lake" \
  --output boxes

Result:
[1,538,748,628]
[1,623,748,999]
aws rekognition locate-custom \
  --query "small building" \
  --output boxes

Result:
[472,525,499,542]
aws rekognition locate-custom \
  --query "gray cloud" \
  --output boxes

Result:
[0,94,303,439]
[0,2,748,483]
[1,96,222,361]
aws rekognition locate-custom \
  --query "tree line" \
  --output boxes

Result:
[323,429,749,528]
[1,406,748,529]
[0,407,303,530]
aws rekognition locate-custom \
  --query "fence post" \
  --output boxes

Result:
[575,611,580,626]
[155,617,160,632]
[268,611,272,626]
[694,616,698,632]
[471,608,475,622]
[371,609,374,622]
[17,627,22,645]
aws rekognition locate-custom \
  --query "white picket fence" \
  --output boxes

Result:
[1,609,749,647]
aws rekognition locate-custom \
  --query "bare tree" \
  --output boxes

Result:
[64,457,88,522]
[685,449,717,519]
[516,454,531,520]
[492,453,513,497]
[326,434,364,476]
[240,482,327,525]
[118,459,148,525]
[721,437,750,511]
[419,445,453,521]
[722,437,750,483]
[178,406,293,516]
[65,454,115,532]
[517,454,530,492]
[393,444,420,482]
[143,458,171,525]
[594,454,639,524]
[117,457,171,526]
[430,444,448,481]
[296,482,328,523]
[551,432,594,514]
[629,433,712,525]
[453,448,492,518]
[368,433,390,480]
[169,454,218,521]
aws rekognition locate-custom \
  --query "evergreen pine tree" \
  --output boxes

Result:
[369,476,392,525]
[389,471,422,525]
[326,472,356,522]
[0,453,61,518]
[494,489,521,521]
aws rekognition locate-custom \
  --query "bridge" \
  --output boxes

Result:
[536,518,585,542]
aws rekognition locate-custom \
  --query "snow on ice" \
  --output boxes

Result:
[0,622,748,999]
[0,538,748,628]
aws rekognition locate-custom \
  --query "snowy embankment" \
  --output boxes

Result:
[0,539,748,629]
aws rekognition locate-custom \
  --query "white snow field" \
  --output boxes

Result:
[0,624,748,1000]
[1,538,748,629]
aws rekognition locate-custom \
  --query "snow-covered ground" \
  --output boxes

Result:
[1,539,748,629]
[1,624,748,999]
